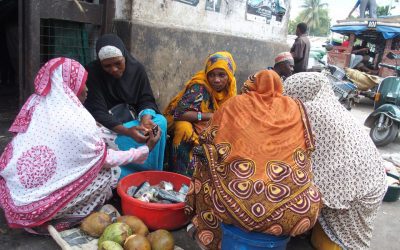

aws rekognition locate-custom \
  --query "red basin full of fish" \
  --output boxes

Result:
[117,171,191,230]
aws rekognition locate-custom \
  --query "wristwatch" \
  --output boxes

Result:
[197,112,202,121]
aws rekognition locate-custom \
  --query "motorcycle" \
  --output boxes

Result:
[319,60,358,110]
[364,52,400,146]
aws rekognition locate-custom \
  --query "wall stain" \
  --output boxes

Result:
[115,20,289,109]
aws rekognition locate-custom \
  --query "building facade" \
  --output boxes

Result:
[114,0,292,108]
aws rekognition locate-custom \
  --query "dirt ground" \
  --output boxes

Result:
[0,94,398,249]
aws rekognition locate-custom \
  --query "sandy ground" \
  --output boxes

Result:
[0,96,398,249]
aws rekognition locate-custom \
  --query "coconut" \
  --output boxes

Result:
[99,240,123,250]
[80,212,112,237]
[147,229,175,250]
[98,222,132,247]
[116,216,149,236]
[123,234,151,250]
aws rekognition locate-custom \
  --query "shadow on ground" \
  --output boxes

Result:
[0,95,398,249]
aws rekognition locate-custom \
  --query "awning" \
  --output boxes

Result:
[331,23,400,39]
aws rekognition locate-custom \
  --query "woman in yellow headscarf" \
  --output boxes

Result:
[164,51,236,176]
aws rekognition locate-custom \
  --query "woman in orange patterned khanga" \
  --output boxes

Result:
[164,51,236,176]
[185,70,322,249]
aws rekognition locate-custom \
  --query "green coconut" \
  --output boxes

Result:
[99,240,124,250]
[116,216,149,236]
[80,212,112,237]
[124,234,151,250]
[98,222,132,247]
[147,229,175,250]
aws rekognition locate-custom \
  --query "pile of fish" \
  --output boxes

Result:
[126,181,189,204]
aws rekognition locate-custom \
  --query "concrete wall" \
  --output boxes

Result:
[114,20,289,109]
[113,0,291,109]
[123,0,290,43]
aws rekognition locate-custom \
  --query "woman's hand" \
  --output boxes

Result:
[127,126,149,143]
[201,112,213,121]
[146,127,161,151]
[140,115,155,129]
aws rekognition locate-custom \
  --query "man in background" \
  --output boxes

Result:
[269,52,294,80]
[348,0,377,18]
[352,55,379,75]
[290,22,310,73]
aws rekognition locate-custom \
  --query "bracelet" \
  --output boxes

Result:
[197,112,202,121]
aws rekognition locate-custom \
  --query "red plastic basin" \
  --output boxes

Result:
[117,171,191,230]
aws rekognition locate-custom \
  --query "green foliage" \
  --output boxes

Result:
[377,5,390,16]
[288,19,297,35]
[289,0,331,37]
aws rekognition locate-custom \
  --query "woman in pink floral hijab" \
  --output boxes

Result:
[0,57,159,232]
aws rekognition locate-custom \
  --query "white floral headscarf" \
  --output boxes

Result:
[0,58,106,228]
[283,72,386,209]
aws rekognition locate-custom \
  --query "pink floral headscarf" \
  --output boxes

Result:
[0,58,107,228]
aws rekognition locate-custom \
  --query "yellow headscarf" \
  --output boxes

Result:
[164,51,237,126]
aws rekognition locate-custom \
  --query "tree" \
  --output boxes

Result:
[377,5,390,16]
[288,19,298,35]
[289,0,331,37]
[300,0,328,35]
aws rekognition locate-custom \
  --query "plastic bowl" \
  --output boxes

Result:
[221,223,289,250]
[117,171,191,230]
[383,173,400,202]
[383,184,400,202]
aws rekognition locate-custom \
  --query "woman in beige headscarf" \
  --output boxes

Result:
[284,72,387,250]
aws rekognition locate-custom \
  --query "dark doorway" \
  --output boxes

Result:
[0,0,114,149]
[0,0,18,150]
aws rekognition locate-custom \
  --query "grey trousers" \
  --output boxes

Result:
[360,0,377,18]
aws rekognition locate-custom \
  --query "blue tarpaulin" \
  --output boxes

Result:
[331,24,400,39]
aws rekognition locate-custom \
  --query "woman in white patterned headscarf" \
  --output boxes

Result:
[0,57,159,234]
[283,72,387,250]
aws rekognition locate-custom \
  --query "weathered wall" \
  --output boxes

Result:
[113,0,291,109]
[114,20,289,109]
[124,0,290,43]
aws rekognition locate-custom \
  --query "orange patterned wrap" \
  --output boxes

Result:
[185,70,321,249]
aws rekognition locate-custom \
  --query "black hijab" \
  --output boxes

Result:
[84,34,158,129]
